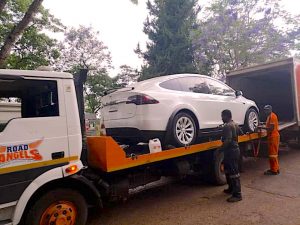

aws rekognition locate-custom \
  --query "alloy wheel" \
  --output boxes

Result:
[175,116,195,145]
[248,111,259,131]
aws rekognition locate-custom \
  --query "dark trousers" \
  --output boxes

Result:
[224,148,242,198]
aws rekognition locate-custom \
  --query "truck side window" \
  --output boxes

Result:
[0,79,59,132]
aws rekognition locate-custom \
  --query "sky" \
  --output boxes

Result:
[43,0,300,76]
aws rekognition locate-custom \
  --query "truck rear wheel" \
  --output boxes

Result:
[25,188,88,225]
[210,150,226,185]
[203,150,226,185]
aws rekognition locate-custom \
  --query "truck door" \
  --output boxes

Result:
[0,76,69,205]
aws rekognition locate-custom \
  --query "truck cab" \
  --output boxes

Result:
[0,69,84,224]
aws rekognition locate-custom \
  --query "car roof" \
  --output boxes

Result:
[137,73,207,83]
[0,69,73,79]
[126,73,221,91]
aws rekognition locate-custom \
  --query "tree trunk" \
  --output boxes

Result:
[0,0,44,68]
[0,0,8,14]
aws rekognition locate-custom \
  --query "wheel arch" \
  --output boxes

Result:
[167,108,200,130]
[20,174,102,223]
[245,106,260,120]
[164,108,200,145]
[248,106,259,113]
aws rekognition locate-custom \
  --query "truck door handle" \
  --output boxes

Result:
[52,151,65,159]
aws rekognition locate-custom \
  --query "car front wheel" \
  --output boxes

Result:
[244,108,259,132]
[171,112,197,147]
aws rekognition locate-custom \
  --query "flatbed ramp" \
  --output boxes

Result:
[279,122,297,131]
[87,132,267,173]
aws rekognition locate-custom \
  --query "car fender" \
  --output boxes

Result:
[12,166,64,224]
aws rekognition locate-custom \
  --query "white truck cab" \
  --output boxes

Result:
[0,69,85,224]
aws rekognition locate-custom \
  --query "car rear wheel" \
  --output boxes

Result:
[171,112,197,147]
[244,108,259,132]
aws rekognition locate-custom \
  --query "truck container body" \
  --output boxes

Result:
[227,57,300,129]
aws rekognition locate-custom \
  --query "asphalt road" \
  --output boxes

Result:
[89,146,300,225]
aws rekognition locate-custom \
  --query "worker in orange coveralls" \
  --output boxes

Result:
[258,105,280,175]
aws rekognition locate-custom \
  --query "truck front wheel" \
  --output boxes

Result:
[25,188,88,225]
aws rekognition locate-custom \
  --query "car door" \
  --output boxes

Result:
[177,77,219,129]
[206,78,247,125]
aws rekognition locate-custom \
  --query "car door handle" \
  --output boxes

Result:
[52,151,65,160]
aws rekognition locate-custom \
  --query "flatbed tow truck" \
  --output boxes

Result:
[0,57,299,225]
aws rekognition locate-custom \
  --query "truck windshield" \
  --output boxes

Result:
[0,78,59,132]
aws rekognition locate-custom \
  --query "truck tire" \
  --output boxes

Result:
[203,150,226,185]
[211,150,226,185]
[25,188,88,225]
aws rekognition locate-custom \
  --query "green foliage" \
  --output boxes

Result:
[194,0,300,77]
[85,73,114,113]
[5,27,60,69]
[0,0,64,69]
[56,26,113,113]
[139,0,199,80]
[113,65,140,88]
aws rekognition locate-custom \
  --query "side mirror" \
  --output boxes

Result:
[235,90,243,97]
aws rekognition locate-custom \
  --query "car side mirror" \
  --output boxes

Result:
[235,90,243,97]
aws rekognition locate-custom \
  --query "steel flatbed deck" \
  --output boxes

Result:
[87,132,267,172]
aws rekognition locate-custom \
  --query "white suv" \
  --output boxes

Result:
[101,74,259,147]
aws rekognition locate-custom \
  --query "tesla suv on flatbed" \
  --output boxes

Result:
[101,74,259,147]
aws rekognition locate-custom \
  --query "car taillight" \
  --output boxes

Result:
[127,94,159,105]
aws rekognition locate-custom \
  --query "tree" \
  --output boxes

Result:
[0,0,8,14]
[113,65,140,88]
[0,0,64,69]
[0,0,44,67]
[138,0,200,80]
[194,0,300,78]
[56,26,113,113]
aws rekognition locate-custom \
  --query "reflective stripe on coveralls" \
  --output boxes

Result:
[229,173,240,179]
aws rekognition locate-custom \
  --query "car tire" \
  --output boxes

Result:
[171,112,197,147]
[24,188,88,225]
[244,108,259,132]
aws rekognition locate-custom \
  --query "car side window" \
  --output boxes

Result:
[206,78,235,96]
[179,77,210,94]
[159,78,182,91]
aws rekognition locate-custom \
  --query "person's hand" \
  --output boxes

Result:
[255,126,262,132]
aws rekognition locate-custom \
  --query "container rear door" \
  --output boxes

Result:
[294,61,300,125]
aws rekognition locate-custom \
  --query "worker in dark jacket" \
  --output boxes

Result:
[220,109,242,202]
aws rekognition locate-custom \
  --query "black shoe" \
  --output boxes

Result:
[223,188,232,194]
[227,196,242,202]
[264,170,279,175]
